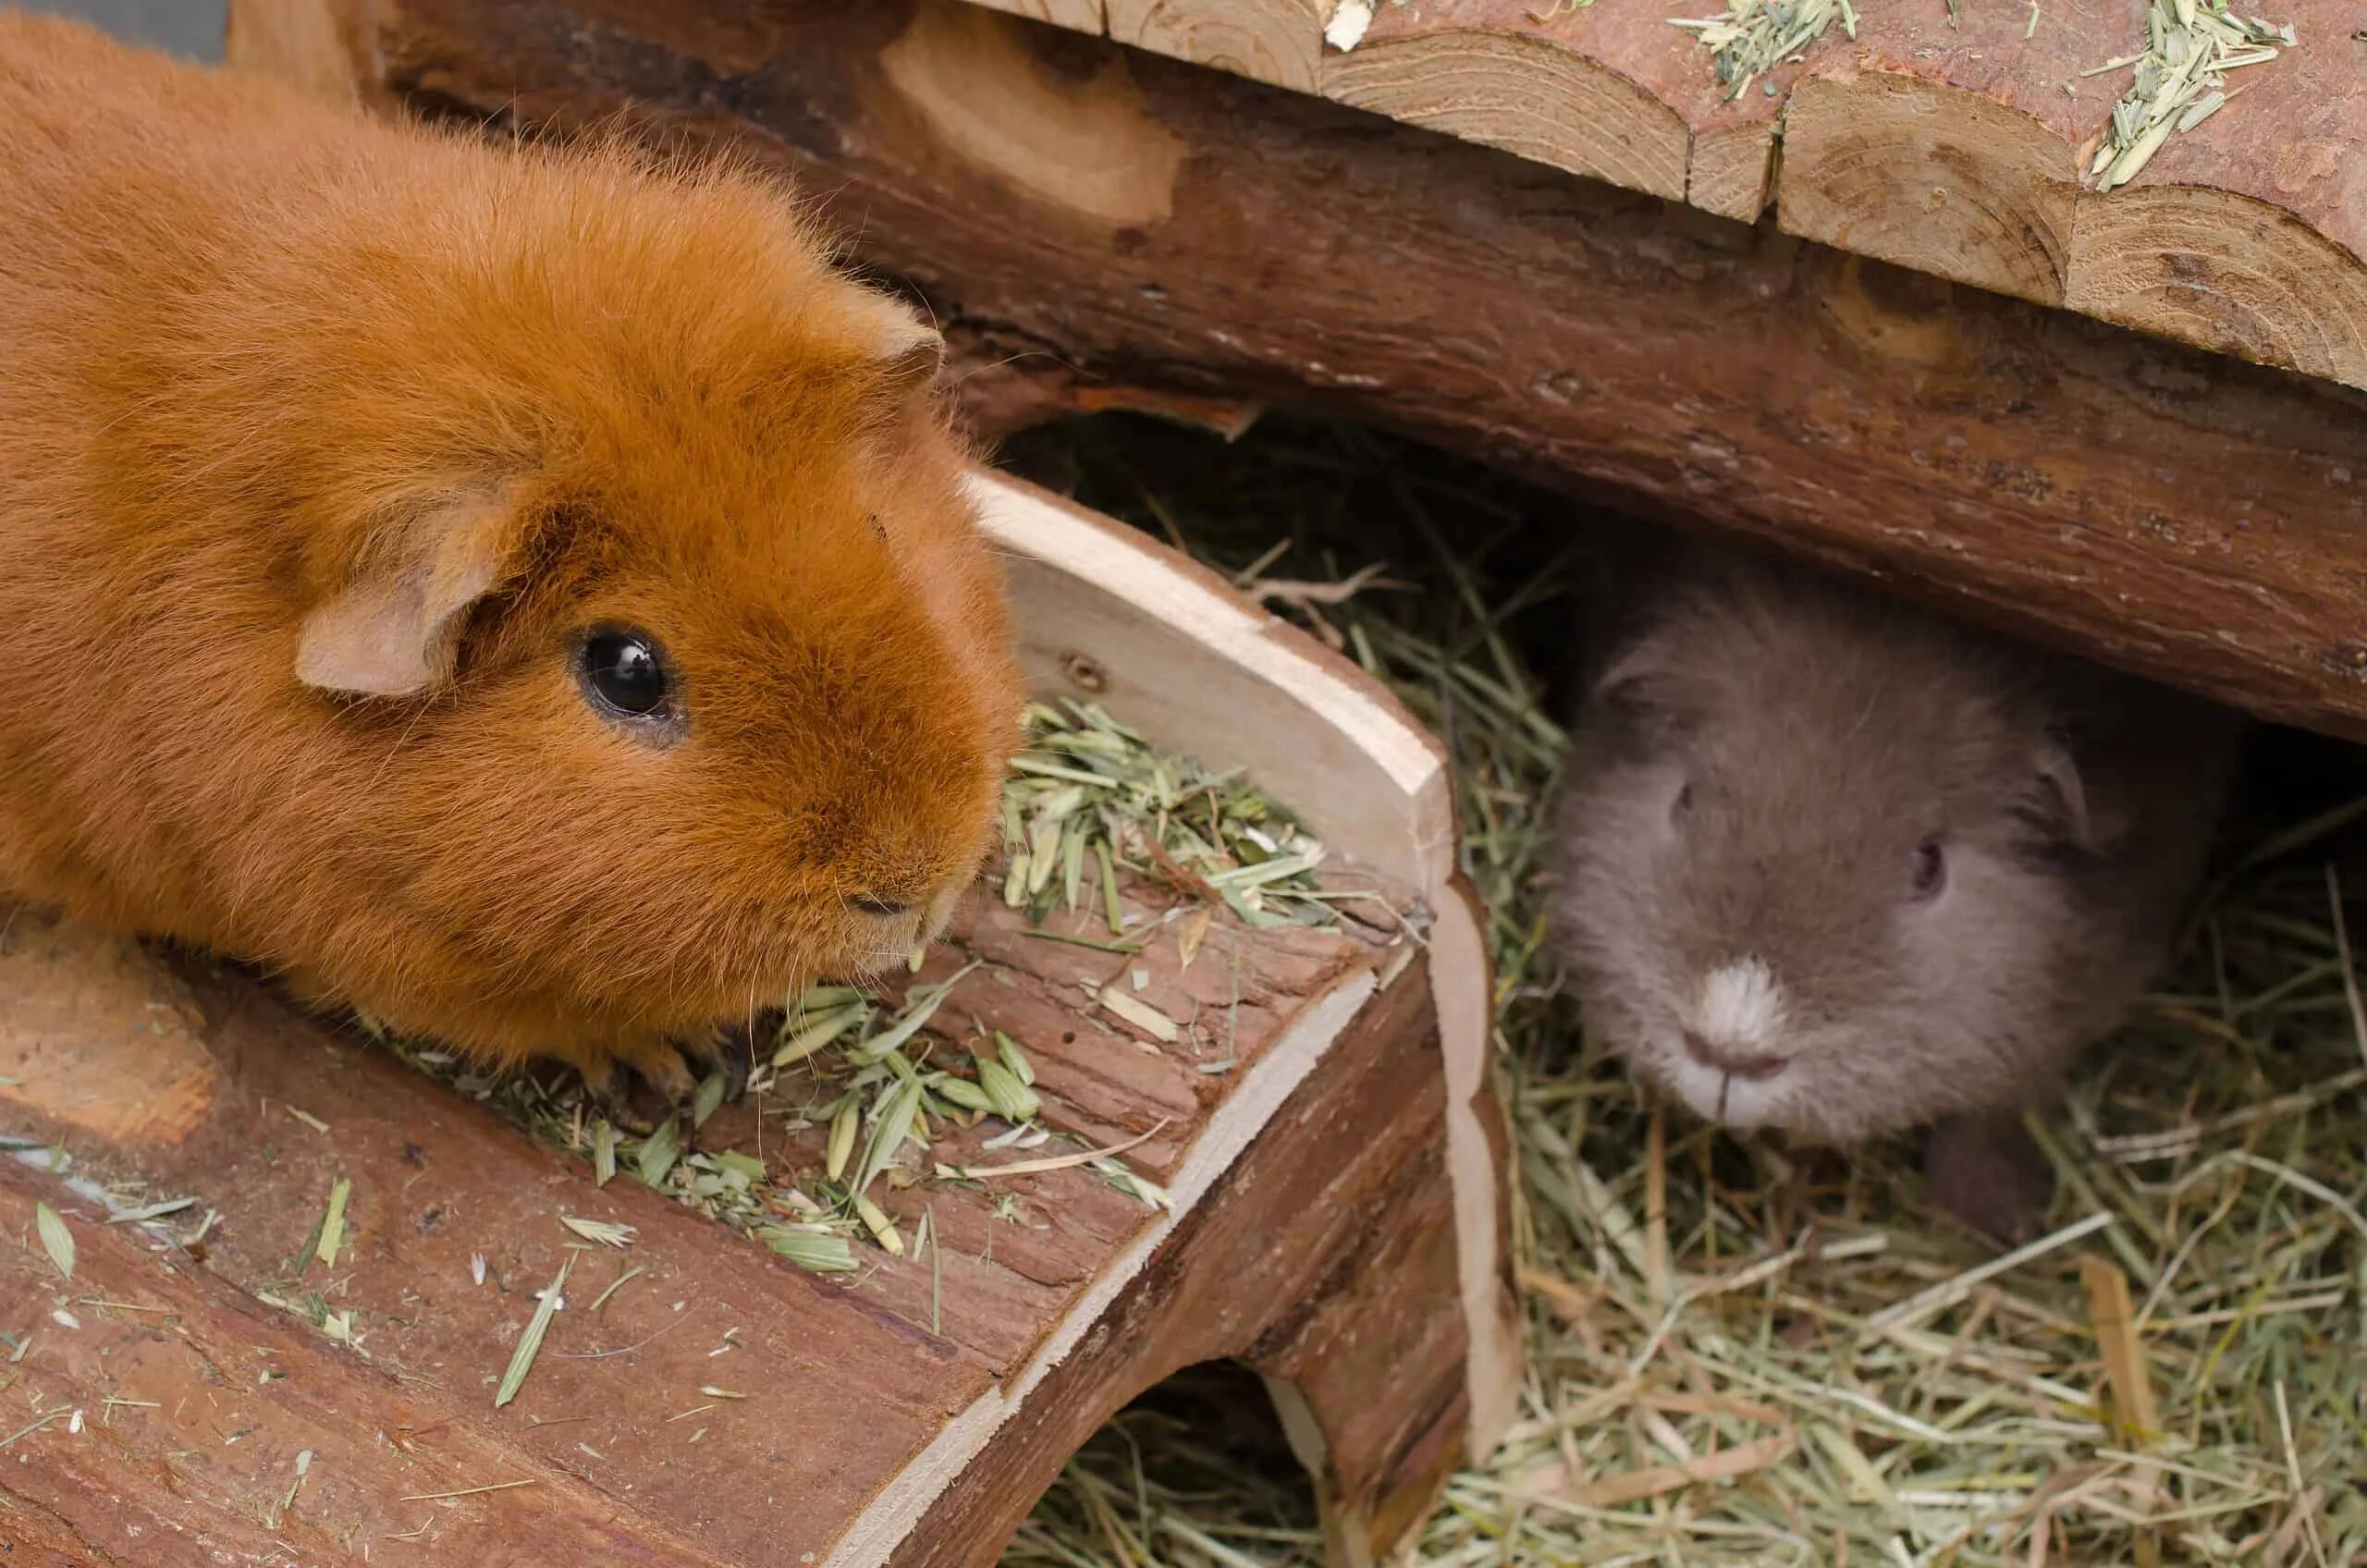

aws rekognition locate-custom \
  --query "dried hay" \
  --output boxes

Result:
[998,414,2366,1568]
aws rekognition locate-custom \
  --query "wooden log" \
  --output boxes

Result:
[1107,0,1330,92]
[0,471,1515,1566]
[249,0,2367,743]
[1318,1,1691,205]
[1771,0,2141,308]
[779,0,2367,390]
[2065,0,2367,390]
[1316,0,1797,220]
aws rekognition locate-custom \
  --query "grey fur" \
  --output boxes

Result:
[1550,545,2238,1170]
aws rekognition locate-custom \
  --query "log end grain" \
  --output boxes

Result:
[1107,0,1328,92]
[1322,26,1686,204]
[882,0,1190,232]
[2069,183,2367,390]
[1777,67,2078,307]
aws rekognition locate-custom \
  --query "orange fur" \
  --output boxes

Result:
[0,13,1022,1075]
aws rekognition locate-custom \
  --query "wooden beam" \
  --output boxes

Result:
[1317,0,1797,220]
[1771,0,2141,308]
[1318,1,1690,205]
[264,0,2367,742]
[2066,6,2367,390]
[1107,0,1331,92]
[885,0,2367,391]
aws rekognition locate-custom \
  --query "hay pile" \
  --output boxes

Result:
[998,415,2366,1568]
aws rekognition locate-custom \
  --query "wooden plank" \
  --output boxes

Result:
[0,912,1010,1563]
[892,953,1472,1568]
[314,0,2367,744]
[0,1150,728,1568]
[0,886,1441,1565]
[2066,0,2367,388]
[1106,0,1331,91]
[910,0,2366,388]
[1317,0,1795,220]
[1774,0,2140,307]
[972,475,1520,1452]
[1319,1,1689,204]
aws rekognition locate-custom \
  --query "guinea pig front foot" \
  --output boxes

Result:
[1922,1109,2054,1245]
[579,1033,746,1134]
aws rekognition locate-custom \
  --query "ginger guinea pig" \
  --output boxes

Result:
[1550,546,2239,1238]
[0,16,1020,1093]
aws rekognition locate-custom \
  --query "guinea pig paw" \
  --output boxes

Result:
[1922,1111,2054,1246]
[574,1057,662,1136]
[630,1047,704,1113]
[671,1027,756,1102]
[571,1043,703,1133]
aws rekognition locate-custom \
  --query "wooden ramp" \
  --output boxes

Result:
[0,473,1516,1567]
[967,0,2367,391]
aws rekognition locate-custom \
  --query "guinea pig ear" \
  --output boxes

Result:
[2030,736,2097,851]
[839,291,945,412]
[295,488,522,698]
[1589,647,1686,736]
[869,317,946,402]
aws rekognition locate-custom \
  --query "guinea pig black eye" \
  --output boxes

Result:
[1672,781,1694,819]
[576,629,673,721]
[1908,838,1947,901]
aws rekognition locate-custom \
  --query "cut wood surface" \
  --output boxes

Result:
[0,472,1515,1566]
[1320,0,1793,218]
[1770,0,2142,307]
[2064,6,2367,388]
[1109,0,1326,91]
[276,0,2367,746]
[933,0,2367,389]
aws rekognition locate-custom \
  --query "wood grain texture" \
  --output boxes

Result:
[894,958,1468,1568]
[2066,0,2367,387]
[880,0,1190,229]
[0,886,1448,1564]
[0,802,1466,1564]
[1773,0,2139,307]
[323,0,2367,742]
[895,0,2365,387]
[1316,0,1801,222]
[1106,0,1330,90]
[1319,1,1688,202]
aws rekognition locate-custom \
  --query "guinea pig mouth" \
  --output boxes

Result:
[1662,1048,1791,1131]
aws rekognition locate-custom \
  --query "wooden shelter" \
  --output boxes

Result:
[0,474,1515,1566]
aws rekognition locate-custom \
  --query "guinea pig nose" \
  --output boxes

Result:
[1682,1030,1788,1082]
[850,893,915,919]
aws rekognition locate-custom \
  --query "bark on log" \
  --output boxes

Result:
[246,0,2367,741]
[862,0,2367,389]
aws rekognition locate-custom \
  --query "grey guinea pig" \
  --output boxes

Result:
[1548,544,2242,1240]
